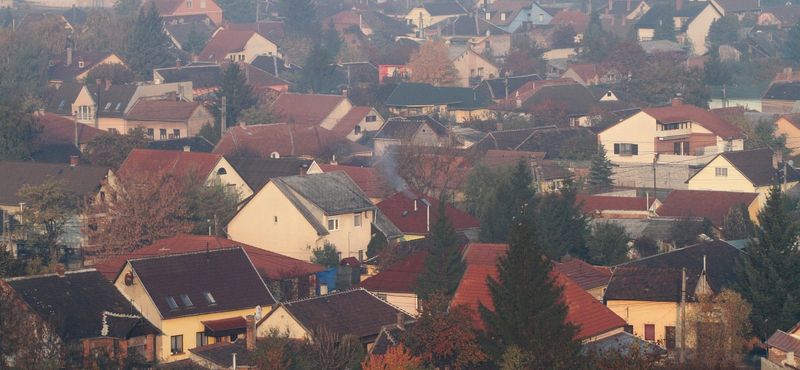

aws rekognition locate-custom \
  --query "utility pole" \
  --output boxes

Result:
[784,160,789,193]
[652,154,658,200]
[221,96,227,139]
[680,267,687,364]
[74,112,80,149]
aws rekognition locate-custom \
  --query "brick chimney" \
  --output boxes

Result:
[70,155,79,167]
[176,58,181,69]
[342,89,348,97]
[55,264,66,277]
[496,122,503,131]
[396,312,404,329]
[246,315,256,351]
[183,145,191,152]
[105,79,111,91]
[672,97,683,106]
[676,0,682,10]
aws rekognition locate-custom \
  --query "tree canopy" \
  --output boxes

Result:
[413,199,466,300]
[126,3,173,78]
[407,40,459,86]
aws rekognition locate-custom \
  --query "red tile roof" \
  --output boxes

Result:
[549,10,590,33]
[125,100,203,121]
[142,0,183,14]
[377,189,480,235]
[116,148,222,180]
[331,106,374,137]
[554,259,612,290]
[268,93,348,126]
[643,104,745,139]
[355,248,427,293]
[202,316,247,332]
[94,234,324,282]
[656,190,759,228]
[767,330,800,354]
[225,21,285,42]
[451,263,627,339]
[463,243,507,266]
[213,123,372,158]
[34,112,108,146]
[315,164,392,199]
[575,195,655,214]
[199,30,259,63]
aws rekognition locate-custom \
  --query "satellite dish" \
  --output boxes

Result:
[789,160,795,167]
[255,305,262,321]
[124,272,134,286]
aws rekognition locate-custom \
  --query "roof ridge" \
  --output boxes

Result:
[282,286,369,305]
[127,246,244,263]
[2,268,98,281]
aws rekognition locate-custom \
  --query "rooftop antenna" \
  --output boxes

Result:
[206,241,210,261]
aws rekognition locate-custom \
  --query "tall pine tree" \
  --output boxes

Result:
[212,63,258,131]
[413,198,466,301]
[588,144,614,192]
[653,5,676,41]
[737,185,800,338]
[577,12,608,62]
[479,204,581,369]
[126,3,173,78]
[479,159,535,243]
[535,180,588,260]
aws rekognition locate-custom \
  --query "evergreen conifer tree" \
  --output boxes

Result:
[787,25,800,63]
[704,47,732,86]
[413,198,466,301]
[737,185,800,338]
[588,145,614,192]
[479,159,535,243]
[578,12,608,62]
[299,42,338,94]
[182,23,208,56]
[535,180,588,260]
[479,204,581,369]
[653,5,676,41]
[126,3,173,78]
[212,63,258,131]
[276,0,320,38]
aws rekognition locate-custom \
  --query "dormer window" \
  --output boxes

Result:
[203,291,216,304]
[166,296,179,309]
[78,61,84,68]
[485,12,491,19]
[501,12,507,21]
[180,294,193,307]
[186,0,192,8]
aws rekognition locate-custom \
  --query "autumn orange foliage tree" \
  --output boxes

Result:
[407,40,458,87]
[361,344,424,370]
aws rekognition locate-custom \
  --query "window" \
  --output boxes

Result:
[147,128,154,139]
[477,67,484,77]
[78,105,93,121]
[673,142,682,155]
[173,129,181,138]
[230,55,235,61]
[365,115,377,122]
[58,100,67,109]
[377,293,387,301]
[78,61,84,68]
[115,102,123,111]
[644,324,655,341]
[327,217,339,231]
[186,0,192,8]
[715,167,727,177]
[274,216,278,223]
[354,213,362,227]
[203,291,216,305]
[160,129,167,140]
[171,335,183,354]
[180,294,193,307]
[166,296,178,309]
[196,332,208,347]
[539,13,544,21]
[100,191,106,201]
[485,12,491,19]
[354,125,361,135]
[200,0,206,7]
[238,54,245,61]
[104,102,112,110]
[613,143,638,156]
[108,128,118,134]
[500,12,506,20]
[217,168,227,175]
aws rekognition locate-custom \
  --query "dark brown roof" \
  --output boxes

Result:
[605,240,743,301]
[46,82,85,116]
[718,148,800,187]
[125,100,204,122]
[226,156,313,192]
[48,50,121,82]
[128,248,276,319]
[116,148,222,180]
[268,93,348,126]
[3,270,159,340]
[0,161,109,206]
[643,104,745,139]
[155,65,222,89]
[34,112,108,146]
[199,30,262,63]
[272,289,413,341]
[767,330,800,354]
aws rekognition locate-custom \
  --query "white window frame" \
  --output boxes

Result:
[186,0,192,8]
[354,213,362,228]
[715,167,727,177]
[327,217,339,231]
[200,0,206,7]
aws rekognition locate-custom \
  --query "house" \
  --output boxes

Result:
[373,116,449,156]
[47,81,193,132]
[142,0,223,26]
[405,2,467,31]
[198,30,278,64]
[227,171,402,261]
[31,112,109,162]
[762,81,800,114]
[250,55,302,80]
[597,100,745,165]
[116,148,252,200]
[481,149,574,192]
[323,9,412,37]
[212,123,373,160]
[553,259,613,300]
[757,5,800,28]
[355,235,471,314]
[548,10,591,40]
[381,83,495,122]
[377,189,480,239]
[561,64,621,86]
[655,190,760,230]
[474,126,597,159]
[635,1,721,55]
[267,93,384,141]
[15,12,72,32]
[776,114,800,156]
[451,243,629,343]
[223,21,285,43]
[483,1,553,32]
[423,14,511,57]
[473,74,544,101]
[94,234,324,302]
[575,194,659,219]
[605,240,743,348]
[124,100,212,141]
[154,62,289,98]
[686,148,800,204]
[163,14,217,51]
[597,0,651,20]
[765,323,800,369]
[377,39,419,84]
[225,156,313,196]
[306,163,394,202]
[334,62,380,91]
[0,161,109,255]
[0,269,161,366]
[447,45,500,87]
[48,49,127,86]
[707,0,760,18]
[146,136,216,153]
[256,288,414,351]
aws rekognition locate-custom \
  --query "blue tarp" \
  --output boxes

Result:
[316,267,337,294]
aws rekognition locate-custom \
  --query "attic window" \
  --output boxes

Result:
[180,294,194,307]
[104,102,112,110]
[166,296,179,309]
[78,61,84,68]
[365,115,377,122]
[217,168,227,175]
[203,291,216,305]
[485,12,491,19]
[115,102,123,111]
[501,12,507,20]
[58,100,67,109]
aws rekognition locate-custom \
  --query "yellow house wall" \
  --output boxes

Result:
[451,50,499,87]
[685,5,720,55]
[598,111,657,164]
[687,156,758,193]
[587,285,607,301]
[451,108,490,123]
[158,308,261,362]
[226,34,278,63]
[73,87,96,125]
[345,108,384,142]
[775,118,800,156]
[210,157,253,201]
[76,54,126,82]
[607,299,677,344]
[257,305,310,339]
[99,117,127,134]
[319,99,354,131]
[637,27,655,41]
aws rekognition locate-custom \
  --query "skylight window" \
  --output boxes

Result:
[115,102,122,111]
[104,102,112,110]
[58,100,66,109]
[166,296,178,309]
[180,294,194,307]
[203,291,216,305]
